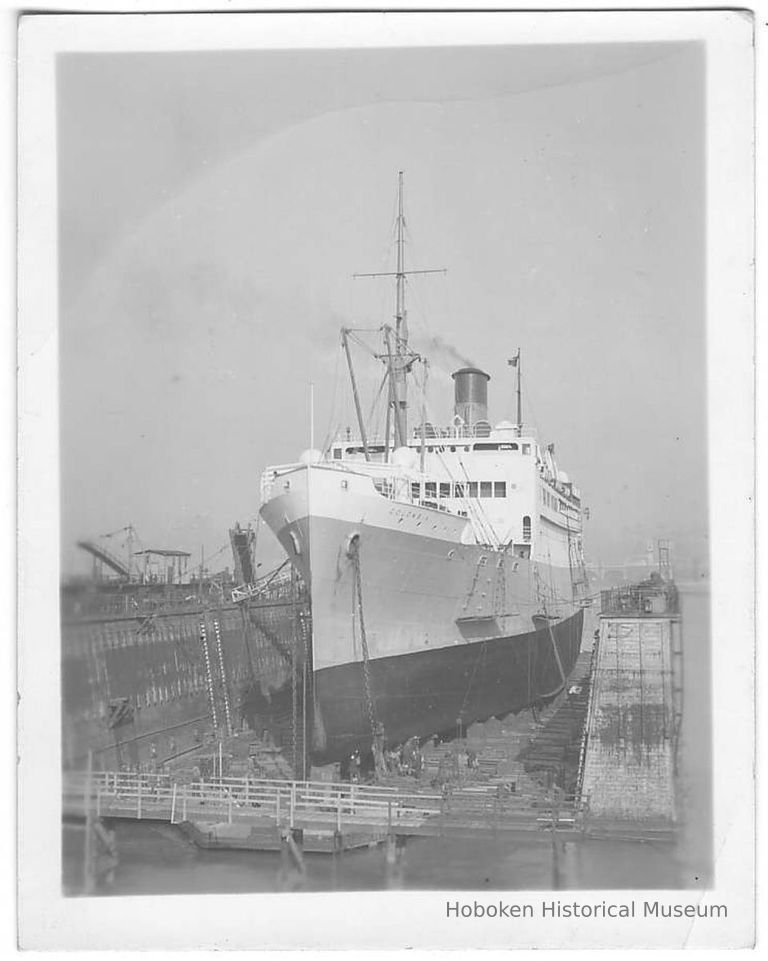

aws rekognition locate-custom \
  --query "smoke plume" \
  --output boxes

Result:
[427,335,476,369]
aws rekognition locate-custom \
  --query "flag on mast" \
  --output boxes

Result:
[507,350,520,368]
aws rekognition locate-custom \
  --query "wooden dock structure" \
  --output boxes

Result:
[63,769,586,853]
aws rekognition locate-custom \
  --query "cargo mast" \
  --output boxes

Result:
[354,171,445,448]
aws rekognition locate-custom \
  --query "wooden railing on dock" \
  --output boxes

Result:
[63,770,586,836]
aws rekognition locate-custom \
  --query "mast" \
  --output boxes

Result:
[395,170,406,344]
[383,325,403,449]
[353,171,445,450]
[392,171,408,445]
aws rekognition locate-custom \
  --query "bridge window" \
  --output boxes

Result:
[425,481,437,499]
[411,482,421,500]
[454,482,465,498]
[468,482,479,498]
[439,482,451,499]
[346,445,385,455]
[480,482,492,498]
[333,448,342,460]
[523,515,531,542]
[474,443,499,451]
[494,481,506,498]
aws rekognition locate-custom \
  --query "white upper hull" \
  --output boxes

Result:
[260,464,578,672]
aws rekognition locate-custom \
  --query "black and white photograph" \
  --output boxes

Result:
[16,6,755,950]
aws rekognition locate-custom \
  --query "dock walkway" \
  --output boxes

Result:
[64,769,586,851]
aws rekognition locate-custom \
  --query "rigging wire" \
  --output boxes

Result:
[366,370,390,430]
[320,343,343,454]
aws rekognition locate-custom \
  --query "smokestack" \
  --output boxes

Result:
[452,367,490,426]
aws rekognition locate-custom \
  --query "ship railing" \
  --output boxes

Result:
[419,425,540,442]
[335,425,540,444]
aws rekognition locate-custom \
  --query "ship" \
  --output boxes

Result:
[257,173,589,767]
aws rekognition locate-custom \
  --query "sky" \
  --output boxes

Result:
[57,41,707,577]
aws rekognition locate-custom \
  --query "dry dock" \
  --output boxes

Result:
[64,579,685,882]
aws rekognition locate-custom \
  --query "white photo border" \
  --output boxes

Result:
[16,7,754,950]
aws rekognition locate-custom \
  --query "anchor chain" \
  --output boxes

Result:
[349,536,386,776]
[533,567,568,700]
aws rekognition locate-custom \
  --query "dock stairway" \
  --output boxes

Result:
[516,651,595,789]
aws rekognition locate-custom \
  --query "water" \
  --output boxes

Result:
[63,587,711,895]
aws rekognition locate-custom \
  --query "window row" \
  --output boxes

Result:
[542,487,569,513]
[411,480,511,500]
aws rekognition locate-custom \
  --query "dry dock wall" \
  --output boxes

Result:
[580,616,678,822]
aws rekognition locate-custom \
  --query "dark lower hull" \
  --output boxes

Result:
[309,608,584,764]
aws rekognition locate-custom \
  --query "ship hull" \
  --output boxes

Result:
[310,607,584,763]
